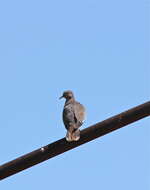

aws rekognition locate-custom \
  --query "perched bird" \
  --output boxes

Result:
[59,90,86,142]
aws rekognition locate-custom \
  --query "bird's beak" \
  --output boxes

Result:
[59,95,63,100]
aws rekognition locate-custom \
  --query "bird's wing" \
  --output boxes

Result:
[63,104,75,127]
[73,102,86,124]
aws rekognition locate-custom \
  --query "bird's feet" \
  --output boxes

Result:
[72,129,80,141]
[66,131,72,142]
[66,130,80,142]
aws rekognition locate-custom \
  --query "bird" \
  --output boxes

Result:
[59,90,86,142]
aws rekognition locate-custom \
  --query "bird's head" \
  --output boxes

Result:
[59,90,74,100]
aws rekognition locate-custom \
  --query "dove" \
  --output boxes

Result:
[60,90,86,142]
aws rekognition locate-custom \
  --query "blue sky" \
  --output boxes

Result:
[0,0,149,189]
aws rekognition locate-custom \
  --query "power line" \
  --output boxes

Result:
[0,101,150,180]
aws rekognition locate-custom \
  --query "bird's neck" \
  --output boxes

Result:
[65,97,75,105]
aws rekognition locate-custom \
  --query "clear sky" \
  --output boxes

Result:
[0,0,149,189]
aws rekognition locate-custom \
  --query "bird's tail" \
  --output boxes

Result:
[66,129,80,142]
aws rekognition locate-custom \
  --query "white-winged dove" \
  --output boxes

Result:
[60,90,86,142]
